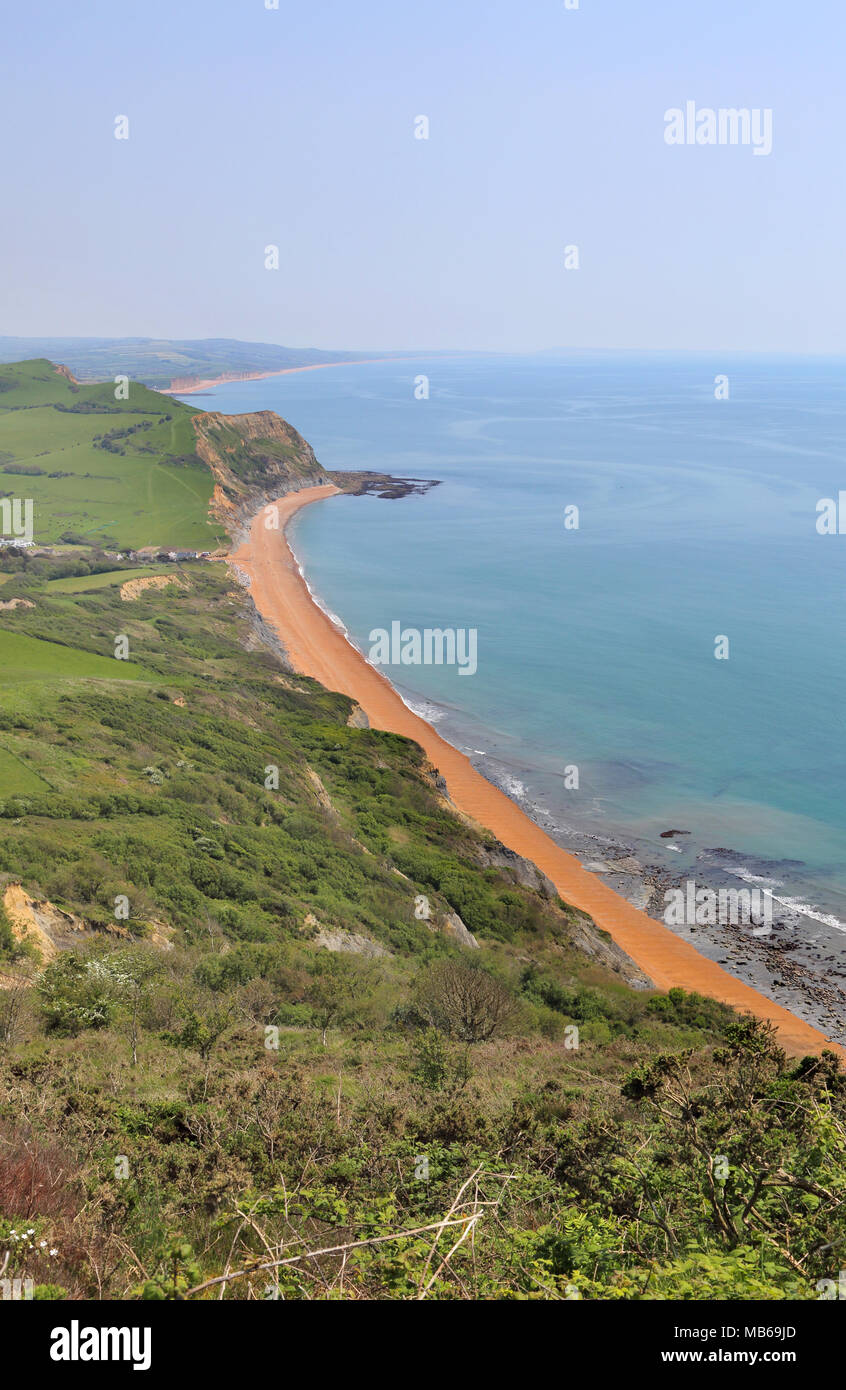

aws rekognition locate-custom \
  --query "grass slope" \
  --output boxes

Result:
[0,744,50,794]
[0,360,224,550]
[0,628,148,684]
[47,567,170,593]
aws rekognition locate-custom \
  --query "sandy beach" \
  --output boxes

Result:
[164,356,425,396]
[230,486,843,1057]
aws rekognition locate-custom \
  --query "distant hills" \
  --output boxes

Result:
[0,337,433,391]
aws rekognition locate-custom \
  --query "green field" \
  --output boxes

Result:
[47,566,171,593]
[0,359,225,551]
[0,743,50,793]
[0,627,147,684]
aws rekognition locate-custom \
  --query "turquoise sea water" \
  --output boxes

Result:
[184,354,846,927]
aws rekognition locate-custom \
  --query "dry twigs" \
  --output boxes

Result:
[184,1168,515,1300]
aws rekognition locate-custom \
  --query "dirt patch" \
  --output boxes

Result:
[120,574,186,602]
[312,924,391,958]
[4,884,88,963]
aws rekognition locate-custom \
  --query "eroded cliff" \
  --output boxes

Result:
[192,409,328,533]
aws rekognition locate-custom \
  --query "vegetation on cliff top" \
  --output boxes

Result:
[0,360,221,551]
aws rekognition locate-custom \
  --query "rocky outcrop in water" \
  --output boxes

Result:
[327,470,440,499]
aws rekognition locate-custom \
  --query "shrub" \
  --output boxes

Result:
[414,959,515,1042]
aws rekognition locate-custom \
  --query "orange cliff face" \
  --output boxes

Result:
[166,369,276,393]
[228,487,845,1061]
[191,409,326,534]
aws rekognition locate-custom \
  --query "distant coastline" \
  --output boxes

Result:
[229,486,843,1059]
[165,354,444,396]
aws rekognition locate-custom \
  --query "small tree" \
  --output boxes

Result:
[414,960,514,1043]
[305,954,373,1045]
[37,953,117,1036]
[108,947,163,1067]
[169,993,236,1099]
[409,1028,472,1095]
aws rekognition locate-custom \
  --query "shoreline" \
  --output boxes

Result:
[163,355,435,396]
[229,486,844,1058]
[460,746,846,1048]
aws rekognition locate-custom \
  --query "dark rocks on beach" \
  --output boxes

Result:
[703,847,805,872]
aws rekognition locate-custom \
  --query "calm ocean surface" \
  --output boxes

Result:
[184,354,846,928]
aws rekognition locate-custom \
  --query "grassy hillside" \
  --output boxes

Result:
[0,365,844,1304]
[0,627,149,686]
[46,567,171,594]
[0,360,223,551]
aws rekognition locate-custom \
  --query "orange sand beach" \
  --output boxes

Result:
[163,356,436,396]
[230,485,843,1058]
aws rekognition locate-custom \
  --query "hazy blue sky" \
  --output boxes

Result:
[2,0,842,352]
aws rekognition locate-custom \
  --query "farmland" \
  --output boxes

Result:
[0,359,224,551]
[47,567,171,594]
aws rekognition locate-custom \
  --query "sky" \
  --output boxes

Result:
[1,0,843,353]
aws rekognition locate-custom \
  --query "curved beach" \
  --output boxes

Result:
[230,486,842,1057]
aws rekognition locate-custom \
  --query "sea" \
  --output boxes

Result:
[179,352,846,945]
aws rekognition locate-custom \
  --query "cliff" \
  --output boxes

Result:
[192,409,328,533]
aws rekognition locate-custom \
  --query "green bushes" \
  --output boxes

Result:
[1,549,839,1301]
[520,965,606,1022]
[388,845,538,942]
[193,942,296,993]
[37,953,118,1035]
[2,952,842,1300]
[646,985,735,1032]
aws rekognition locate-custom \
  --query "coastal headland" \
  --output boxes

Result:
[230,486,844,1059]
